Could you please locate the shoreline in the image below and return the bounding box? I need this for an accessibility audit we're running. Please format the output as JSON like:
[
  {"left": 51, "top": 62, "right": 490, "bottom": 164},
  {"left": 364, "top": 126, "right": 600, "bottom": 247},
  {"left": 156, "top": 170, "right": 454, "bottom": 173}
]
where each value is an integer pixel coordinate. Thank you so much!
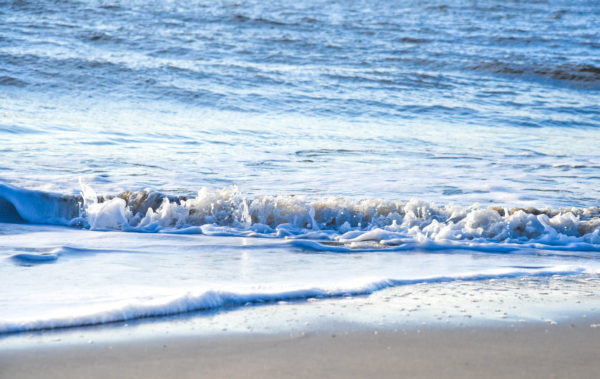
[
  {"left": 3, "top": 274, "right": 600, "bottom": 346},
  {"left": 2, "top": 274, "right": 600, "bottom": 378},
  {"left": 2, "top": 320, "right": 600, "bottom": 378}
]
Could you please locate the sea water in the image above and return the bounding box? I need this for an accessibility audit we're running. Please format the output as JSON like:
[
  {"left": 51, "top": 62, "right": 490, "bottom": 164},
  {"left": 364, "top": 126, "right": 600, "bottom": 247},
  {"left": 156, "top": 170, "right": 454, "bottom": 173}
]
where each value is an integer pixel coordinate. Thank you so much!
[{"left": 1, "top": 0, "right": 599, "bottom": 334}]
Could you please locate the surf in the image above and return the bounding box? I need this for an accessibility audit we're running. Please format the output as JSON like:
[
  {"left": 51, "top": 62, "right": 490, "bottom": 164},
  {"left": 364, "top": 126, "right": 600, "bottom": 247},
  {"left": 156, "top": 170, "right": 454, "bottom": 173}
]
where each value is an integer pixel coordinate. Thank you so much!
[{"left": 1, "top": 182, "right": 598, "bottom": 252}]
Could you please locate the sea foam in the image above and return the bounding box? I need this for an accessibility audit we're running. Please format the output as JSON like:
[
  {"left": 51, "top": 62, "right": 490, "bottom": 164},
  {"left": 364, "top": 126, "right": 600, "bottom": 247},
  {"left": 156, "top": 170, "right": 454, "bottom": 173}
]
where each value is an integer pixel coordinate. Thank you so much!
[
  {"left": 1, "top": 182, "right": 599, "bottom": 251},
  {"left": 0, "top": 266, "right": 585, "bottom": 334}
]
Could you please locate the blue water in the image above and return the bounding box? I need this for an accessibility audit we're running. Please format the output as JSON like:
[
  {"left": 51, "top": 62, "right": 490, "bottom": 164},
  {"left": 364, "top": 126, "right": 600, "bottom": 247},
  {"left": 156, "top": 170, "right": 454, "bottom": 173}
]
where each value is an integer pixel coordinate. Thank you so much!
[{"left": 1, "top": 0, "right": 599, "bottom": 334}]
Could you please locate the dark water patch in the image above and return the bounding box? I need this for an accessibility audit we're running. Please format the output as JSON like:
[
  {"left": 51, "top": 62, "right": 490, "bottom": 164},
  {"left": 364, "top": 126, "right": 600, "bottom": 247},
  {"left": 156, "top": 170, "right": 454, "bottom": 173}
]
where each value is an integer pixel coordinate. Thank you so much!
[
  {"left": 0, "top": 76, "right": 27, "bottom": 87},
  {"left": 0, "top": 53, "right": 140, "bottom": 94},
  {"left": 554, "top": 164, "right": 600, "bottom": 170},
  {"left": 0, "top": 197, "right": 26, "bottom": 223},
  {"left": 9, "top": 252, "right": 58, "bottom": 265},
  {"left": 490, "top": 35, "right": 555, "bottom": 45},
  {"left": 550, "top": 105, "right": 600, "bottom": 117},
  {"left": 5, "top": 0, "right": 51, "bottom": 13},
  {"left": 245, "top": 160, "right": 289, "bottom": 168},
  {"left": 233, "top": 13, "right": 296, "bottom": 27},
  {"left": 0, "top": 124, "right": 44, "bottom": 134},
  {"left": 149, "top": 83, "right": 227, "bottom": 105},
  {"left": 425, "top": 4, "right": 449, "bottom": 12},
  {"left": 398, "top": 37, "right": 431, "bottom": 44},
  {"left": 82, "top": 32, "right": 123, "bottom": 44},
  {"left": 525, "top": 188, "right": 575, "bottom": 194},
  {"left": 429, "top": 155, "right": 484, "bottom": 161},
  {"left": 493, "top": 117, "right": 545, "bottom": 129},
  {"left": 442, "top": 188, "right": 464, "bottom": 196},
  {"left": 507, "top": 149, "right": 552, "bottom": 158},
  {"left": 552, "top": 10, "right": 568, "bottom": 19},
  {"left": 99, "top": 3, "right": 121, "bottom": 10},
  {"left": 323, "top": 71, "right": 454, "bottom": 90},
  {"left": 535, "top": 118, "right": 600, "bottom": 129},
  {"left": 400, "top": 104, "right": 478, "bottom": 118},
  {"left": 472, "top": 61, "right": 600, "bottom": 88},
  {"left": 295, "top": 149, "right": 362, "bottom": 158}
]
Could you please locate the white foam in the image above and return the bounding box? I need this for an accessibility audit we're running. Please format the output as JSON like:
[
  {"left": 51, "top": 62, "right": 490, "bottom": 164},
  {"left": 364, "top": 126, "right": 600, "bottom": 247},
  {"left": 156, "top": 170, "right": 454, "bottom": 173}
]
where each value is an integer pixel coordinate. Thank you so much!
[
  {"left": 1, "top": 183, "right": 599, "bottom": 251},
  {"left": 0, "top": 266, "right": 584, "bottom": 334}
]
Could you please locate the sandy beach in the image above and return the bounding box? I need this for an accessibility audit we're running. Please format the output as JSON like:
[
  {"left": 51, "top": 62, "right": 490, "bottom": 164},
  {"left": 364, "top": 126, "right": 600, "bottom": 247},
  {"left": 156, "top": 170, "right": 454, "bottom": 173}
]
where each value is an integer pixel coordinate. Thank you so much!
[
  {"left": 2, "top": 321, "right": 600, "bottom": 379},
  {"left": 2, "top": 1, "right": 599, "bottom": 378},
  {"left": 3, "top": 275, "right": 600, "bottom": 378}
]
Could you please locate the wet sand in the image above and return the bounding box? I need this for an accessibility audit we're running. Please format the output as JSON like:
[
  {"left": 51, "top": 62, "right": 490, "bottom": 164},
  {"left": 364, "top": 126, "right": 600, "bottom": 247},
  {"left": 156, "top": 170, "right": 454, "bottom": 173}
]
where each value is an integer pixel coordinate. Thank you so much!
[{"left": 2, "top": 321, "right": 599, "bottom": 379}]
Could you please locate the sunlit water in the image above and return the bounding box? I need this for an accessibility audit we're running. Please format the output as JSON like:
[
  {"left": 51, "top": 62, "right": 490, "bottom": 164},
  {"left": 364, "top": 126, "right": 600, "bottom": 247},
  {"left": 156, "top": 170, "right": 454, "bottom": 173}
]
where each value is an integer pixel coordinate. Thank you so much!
[{"left": 1, "top": 0, "right": 599, "bottom": 334}]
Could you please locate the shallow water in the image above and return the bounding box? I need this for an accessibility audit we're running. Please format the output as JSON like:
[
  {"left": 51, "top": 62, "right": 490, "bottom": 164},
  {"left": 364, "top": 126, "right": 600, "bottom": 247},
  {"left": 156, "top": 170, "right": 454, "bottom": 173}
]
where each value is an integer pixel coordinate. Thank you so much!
[
  {"left": 1, "top": 222, "right": 599, "bottom": 334},
  {"left": 1, "top": 0, "right": 599, "bottom": 333},
  {"left": 1, "top": 0, "right": 599, "bottom": 205}
]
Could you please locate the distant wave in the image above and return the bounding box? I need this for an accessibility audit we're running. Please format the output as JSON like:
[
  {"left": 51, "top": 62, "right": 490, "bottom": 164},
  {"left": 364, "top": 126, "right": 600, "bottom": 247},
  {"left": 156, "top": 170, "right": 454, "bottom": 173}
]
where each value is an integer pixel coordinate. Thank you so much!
[
  {"left": 1, "top": 182, "right": 599, "bottom": 250},
  {"left": 7, "top": 246, "right": 133, "bottom": 266},
  {"left": 0, "top": 75, "right": 27, "bottom": 88},
  {"left": 0, "top": 266, "right": 585, "bottom": 334},
  {"left": 472, "top": 61, "right": 600, "bottom": 88}
]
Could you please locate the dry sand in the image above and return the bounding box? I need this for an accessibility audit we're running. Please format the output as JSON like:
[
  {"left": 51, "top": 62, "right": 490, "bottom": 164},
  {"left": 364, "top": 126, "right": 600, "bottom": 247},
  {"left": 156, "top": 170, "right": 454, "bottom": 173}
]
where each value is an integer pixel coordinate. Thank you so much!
[{"left": 2, "top": 322, "right": 600, "bottom": 379}]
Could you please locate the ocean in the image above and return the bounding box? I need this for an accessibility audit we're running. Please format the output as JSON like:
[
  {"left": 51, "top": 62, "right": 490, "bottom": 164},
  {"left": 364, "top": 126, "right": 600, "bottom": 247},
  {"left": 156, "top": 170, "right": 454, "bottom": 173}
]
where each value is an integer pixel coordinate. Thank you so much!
[{"left": 1, "top": 0, "right": 599, "bottom": 335}]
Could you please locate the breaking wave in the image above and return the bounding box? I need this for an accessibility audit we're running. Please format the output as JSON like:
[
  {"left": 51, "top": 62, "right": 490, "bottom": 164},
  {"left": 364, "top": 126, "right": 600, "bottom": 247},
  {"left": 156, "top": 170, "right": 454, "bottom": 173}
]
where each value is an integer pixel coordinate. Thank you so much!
[{"left": 1, "top": 182, "right": 599, "bottom": 249}]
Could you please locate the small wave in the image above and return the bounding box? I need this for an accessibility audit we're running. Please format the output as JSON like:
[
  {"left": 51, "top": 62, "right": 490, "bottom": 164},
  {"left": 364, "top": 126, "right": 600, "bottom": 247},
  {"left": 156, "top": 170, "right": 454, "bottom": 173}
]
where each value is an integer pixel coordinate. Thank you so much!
[
  {"left": 232, "top": 13, "right": 290, "bottom": 27},
  {"left": 398, "top": 37, "right": 430, "bottom": 44},
  {"left": 9, "top": 252, "right": 59, "bottom": 265},
  {"left": 0, "top": 183, "right": 79, "bottom": 225},
  {"left": 0, "top": 76, "right": 27, "bottom": 88},
  {"left": 1, "top": 182, "right": 599, "bottom": 250},
  {"left": 0, "top": 125, "right": 45, "bottom": 135},
  {"left": 6, "top": 246, "right": 132, "bottom": 266},
  {"left": 0, "top": 267, "right": 584, "bottom": 334},
  {"left": 472, "top": 61, "right": 600, "bottom": 88},
  {"left": 84, "top": 32, "right": 122, "bottom": 43}
]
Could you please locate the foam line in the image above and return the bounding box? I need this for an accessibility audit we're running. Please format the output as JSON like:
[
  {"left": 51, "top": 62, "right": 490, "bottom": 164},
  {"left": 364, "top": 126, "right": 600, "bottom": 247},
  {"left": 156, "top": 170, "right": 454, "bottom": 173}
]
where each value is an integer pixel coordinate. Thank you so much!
[
  {"left": 1, "top": 183, "right": 599, "bottom": 251},
  {"left": 0, "top": 266, "right": 585, "bottom": 334}
]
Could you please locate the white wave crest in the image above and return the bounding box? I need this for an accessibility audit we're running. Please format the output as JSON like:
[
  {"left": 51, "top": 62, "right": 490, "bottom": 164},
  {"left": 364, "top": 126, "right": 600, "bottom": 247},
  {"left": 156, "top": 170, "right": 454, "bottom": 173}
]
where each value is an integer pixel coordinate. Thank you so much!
[{"left": 1, "top": 182, "right": 599, "bottom": 249}]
